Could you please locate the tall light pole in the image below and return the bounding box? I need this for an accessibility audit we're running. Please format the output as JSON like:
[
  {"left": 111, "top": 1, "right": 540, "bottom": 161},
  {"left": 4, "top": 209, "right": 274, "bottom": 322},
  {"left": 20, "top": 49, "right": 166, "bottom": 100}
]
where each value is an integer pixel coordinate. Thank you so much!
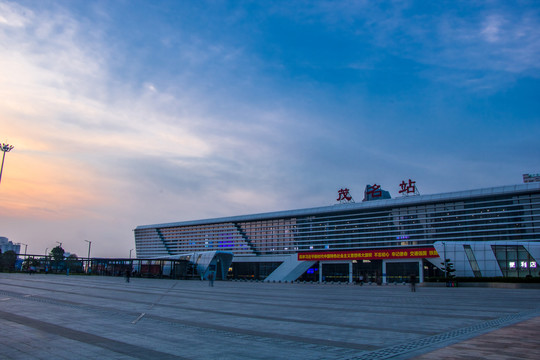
[
  {"left": 56, "top": 241, "right": 63, "bottom": 248},
  {"left": 85, "top": 240, "right": 92, "bottom": 274},
  {"left": 129, "top": 248, "right": 134, "bottom": 259},
  {"left": 18, "top": 243, "right": 28, "bottom": 257},
  {"left": 85, "top": 240, "right": 92, "bottom": 259},
  {"left": 0, "top": 143, "right": 14, "bottom": 184}
]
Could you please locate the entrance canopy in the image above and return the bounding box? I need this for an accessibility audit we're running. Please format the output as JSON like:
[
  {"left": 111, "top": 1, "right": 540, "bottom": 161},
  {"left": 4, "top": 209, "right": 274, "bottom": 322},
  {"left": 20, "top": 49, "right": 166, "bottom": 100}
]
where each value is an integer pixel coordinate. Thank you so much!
[{"left": 159, "top": 251, "right": 234, "bottom": 280}]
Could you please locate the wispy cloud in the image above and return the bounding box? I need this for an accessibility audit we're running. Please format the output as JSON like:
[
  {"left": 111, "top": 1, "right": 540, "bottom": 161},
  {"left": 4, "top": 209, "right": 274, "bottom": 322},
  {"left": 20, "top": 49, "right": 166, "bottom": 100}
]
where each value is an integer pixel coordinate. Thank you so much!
[
  {"left": 0, "top": 1, "right": 321, "bottom": 218},
  {"left": 0, "top": 0, "right": 537, "bottom": 257},
  {"left": 0, "top": 1, "right": 31, "bottom": 27},
  {"left": 282, "top": 2, "right": 540, "bottom": 89}
]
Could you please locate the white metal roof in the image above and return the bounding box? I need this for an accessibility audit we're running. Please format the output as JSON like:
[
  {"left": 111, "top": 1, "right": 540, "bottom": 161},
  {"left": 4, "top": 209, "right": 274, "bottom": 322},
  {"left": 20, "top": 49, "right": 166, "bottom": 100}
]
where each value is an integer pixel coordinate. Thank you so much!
[{"left": 135, "top": 183, "right": 540, "bottom": 230}]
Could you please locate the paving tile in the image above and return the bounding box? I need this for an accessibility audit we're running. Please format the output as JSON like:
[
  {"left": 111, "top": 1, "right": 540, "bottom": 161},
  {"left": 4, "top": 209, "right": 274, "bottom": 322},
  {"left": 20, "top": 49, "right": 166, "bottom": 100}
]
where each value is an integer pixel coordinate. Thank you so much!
[
  {"left": 0, "top": 273, "right": 539, "bottom": 359},
  {"left": 411, "top": 316, "right": 540, "bottom": 360}
]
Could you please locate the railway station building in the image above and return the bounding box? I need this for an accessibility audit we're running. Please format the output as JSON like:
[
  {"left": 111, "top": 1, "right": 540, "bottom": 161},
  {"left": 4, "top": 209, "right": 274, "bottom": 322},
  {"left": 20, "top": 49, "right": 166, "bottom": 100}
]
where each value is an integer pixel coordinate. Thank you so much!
[{"left": 134, "top": 183, "right": 540, "bottom": 283}]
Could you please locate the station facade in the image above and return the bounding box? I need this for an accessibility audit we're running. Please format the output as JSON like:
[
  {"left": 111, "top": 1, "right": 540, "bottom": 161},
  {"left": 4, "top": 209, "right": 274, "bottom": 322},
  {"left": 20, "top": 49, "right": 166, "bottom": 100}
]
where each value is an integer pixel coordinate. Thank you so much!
[{"left": 134, "top": 183, "right": 540, "bottom": 282}]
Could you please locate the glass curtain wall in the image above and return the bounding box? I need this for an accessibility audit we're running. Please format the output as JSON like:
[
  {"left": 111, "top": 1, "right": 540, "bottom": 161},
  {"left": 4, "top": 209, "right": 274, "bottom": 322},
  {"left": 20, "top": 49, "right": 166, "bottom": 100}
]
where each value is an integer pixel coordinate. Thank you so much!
[{"left": 492, "top": 245, "right": 538, "bottom": 277}]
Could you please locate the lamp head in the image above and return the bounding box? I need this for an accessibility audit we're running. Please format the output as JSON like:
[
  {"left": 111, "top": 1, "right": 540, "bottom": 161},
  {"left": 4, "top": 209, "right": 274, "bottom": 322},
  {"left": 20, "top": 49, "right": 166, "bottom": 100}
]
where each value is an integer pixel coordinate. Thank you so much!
[{"left": 1, "top": 143, "right": 14, "bottom": 152}]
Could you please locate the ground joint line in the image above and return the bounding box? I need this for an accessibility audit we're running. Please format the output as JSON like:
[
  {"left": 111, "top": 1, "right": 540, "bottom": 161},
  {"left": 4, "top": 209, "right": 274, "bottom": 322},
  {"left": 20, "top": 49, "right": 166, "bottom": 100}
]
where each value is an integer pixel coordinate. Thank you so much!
[{"left": 132, "top": 312, "right": 146, "bottom": 324}]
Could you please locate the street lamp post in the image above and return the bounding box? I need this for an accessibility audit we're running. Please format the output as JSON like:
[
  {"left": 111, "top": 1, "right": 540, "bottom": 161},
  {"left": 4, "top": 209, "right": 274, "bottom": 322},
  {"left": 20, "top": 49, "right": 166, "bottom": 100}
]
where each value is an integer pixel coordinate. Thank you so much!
[
  {"left": 129, "top": 249, "right": 134, "bottom": 259},
  {"left": 18, "top": 243, "right": 28, "bottom": 257},
  {"left": 84, "top": 240, "right": 92, "bottom": 274},
  {"left": 85, "top": 240, "right": 92, "bottom": 259},
  {"left": 0, "top": 143, "right": 14, "bottom": 184}
]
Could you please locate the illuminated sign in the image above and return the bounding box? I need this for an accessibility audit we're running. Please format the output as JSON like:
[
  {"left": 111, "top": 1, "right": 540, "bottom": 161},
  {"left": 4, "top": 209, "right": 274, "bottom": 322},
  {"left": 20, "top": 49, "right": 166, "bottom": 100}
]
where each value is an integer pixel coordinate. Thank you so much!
[
  {"left": 298, "top": 247, "right": 439, "bottom": 261},
  {"left": 508, "top": 261, "right": 537, "bottom": 270}
]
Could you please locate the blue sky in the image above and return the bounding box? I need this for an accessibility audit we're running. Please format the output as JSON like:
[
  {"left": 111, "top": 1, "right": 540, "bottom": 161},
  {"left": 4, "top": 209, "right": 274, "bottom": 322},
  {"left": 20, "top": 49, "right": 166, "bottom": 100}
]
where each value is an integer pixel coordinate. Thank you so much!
[{"left": 0, "top": 0, "right": 539, "bottom": 257}]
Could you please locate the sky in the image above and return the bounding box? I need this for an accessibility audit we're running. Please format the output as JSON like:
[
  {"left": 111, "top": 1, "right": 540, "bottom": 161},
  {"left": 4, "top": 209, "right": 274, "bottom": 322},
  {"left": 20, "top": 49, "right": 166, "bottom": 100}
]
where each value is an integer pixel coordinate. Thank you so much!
[{"left": 1, "top": 0, "right": 539, "bottom": 258}]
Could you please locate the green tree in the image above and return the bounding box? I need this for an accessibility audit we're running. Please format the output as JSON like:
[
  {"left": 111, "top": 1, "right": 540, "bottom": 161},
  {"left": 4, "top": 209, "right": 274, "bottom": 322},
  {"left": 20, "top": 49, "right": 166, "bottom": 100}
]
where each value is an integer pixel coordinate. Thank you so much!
[
  {"left": 0, "top": 250, "right": 18, "bottom": 272},
  {"left": 441, "top": 259, "right": 456, "bottom": 279},
  {"left": 50, "top": 246, "right": 65, "bottom": 261},
  {"left": 50, "top": 246, "right": 65, "bottom": 272}
]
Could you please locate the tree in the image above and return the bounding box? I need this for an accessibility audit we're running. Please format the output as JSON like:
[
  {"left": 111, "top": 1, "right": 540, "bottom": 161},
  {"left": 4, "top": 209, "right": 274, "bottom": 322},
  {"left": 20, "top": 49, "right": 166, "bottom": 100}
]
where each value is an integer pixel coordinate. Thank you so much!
[
  {"left": 50, "top": 246, "right": 65, "bottom": 262},
  {"left": 50, "top": 246, "right": 65, "bottom": 273},
  {"left": 0, "top": 250, "right": 17, "bottom": 272},
  {"left": 441, "top": 259, "right": 456, "bottom": 279}
]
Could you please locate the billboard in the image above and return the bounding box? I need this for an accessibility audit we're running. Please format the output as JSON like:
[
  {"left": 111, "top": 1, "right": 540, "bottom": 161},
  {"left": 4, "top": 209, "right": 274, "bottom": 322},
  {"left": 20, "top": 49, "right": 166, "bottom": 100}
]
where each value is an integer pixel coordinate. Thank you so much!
[{"left": 298, "top": 247, "right": 439, "bottom": 261}]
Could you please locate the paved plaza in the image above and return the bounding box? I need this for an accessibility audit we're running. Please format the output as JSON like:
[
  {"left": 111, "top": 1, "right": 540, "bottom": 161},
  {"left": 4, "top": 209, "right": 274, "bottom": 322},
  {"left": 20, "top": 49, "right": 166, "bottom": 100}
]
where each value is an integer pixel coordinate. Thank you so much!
[{"left": 0, "top": 273, "right": 539, "bottom": 359}]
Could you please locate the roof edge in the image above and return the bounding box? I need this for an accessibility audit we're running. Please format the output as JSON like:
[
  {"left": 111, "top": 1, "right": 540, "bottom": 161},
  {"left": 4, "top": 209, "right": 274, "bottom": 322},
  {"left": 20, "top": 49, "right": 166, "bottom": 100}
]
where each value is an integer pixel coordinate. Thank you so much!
[{"left": 134, "top": 183, "right": 540, "bottom": 230}]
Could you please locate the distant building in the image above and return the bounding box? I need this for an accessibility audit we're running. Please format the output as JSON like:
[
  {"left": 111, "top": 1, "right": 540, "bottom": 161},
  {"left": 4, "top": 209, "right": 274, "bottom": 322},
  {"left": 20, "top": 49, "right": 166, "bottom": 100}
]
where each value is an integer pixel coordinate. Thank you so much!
[
  {"left": 363, "top": 184, "right": 392, "bottom": 201},
  {"left": 523, "top": 173, "right": 540, "bottom": 183},
  {"left": 135, "top": 183, "right": 540, "bottom": 282},
  {"left": 0, "top": 237, "right": 20, "bottom": 254}
]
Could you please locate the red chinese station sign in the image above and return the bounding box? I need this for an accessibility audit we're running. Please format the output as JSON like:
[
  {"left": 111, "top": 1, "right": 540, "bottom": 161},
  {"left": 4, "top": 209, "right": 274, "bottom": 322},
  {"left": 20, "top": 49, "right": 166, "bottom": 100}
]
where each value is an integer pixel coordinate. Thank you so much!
[{"left": 298, "top": 247, "right": 439, "bottom": 261}]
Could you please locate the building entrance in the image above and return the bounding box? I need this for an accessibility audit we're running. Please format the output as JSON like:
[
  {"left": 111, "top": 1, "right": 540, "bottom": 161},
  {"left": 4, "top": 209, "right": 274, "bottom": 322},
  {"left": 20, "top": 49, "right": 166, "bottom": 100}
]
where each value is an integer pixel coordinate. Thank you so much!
[
  {"left": 321, "top": 263, "right": 349, "bottom": 282},
  {"left": 385, "top": 262, "right": 419, "bottom": 283},
  {"left": 305, "top": 258, "right": 433, "bottom": 283},
  {"left": 353, "top": 260, "right": 382, "bottom": 284}
]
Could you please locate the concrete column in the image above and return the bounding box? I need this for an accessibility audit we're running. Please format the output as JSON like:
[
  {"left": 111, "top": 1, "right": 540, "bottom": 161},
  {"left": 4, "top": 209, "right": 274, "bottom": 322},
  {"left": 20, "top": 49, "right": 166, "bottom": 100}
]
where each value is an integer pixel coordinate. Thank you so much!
[
  {"left": 382, "top": 260, "right": 387, "bottom": 283},
  {"left": 419, "top": 259, "right": 424, "bottom": 283},
  {"left": 349, "top": 262, "right": 353, "bottom": 283},
  {"left": 319, "top": 261, "right": 323, "bottom": 282}
]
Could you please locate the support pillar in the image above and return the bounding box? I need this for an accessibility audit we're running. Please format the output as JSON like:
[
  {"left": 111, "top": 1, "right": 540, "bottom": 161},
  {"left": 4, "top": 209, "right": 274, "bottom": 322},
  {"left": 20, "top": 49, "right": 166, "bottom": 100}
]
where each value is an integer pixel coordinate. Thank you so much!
[
  {"left": 382, "top": 260, "right": 387, "bottom": 283},
  {"left": 419, "top": 259, "right": 424, "bottom": 283},
  {"left": 319, "top": 261, "right": 323, "bottom": 282},
  {"left": 349, "top": 262, "right": 353, "bottom": 283}
]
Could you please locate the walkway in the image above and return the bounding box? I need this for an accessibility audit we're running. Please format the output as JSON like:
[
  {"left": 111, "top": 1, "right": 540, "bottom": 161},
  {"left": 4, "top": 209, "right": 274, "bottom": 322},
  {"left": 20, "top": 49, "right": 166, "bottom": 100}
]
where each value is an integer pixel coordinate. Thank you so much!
[{"left": 0, "top": 274, "right": 539, "bottom": 359}]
